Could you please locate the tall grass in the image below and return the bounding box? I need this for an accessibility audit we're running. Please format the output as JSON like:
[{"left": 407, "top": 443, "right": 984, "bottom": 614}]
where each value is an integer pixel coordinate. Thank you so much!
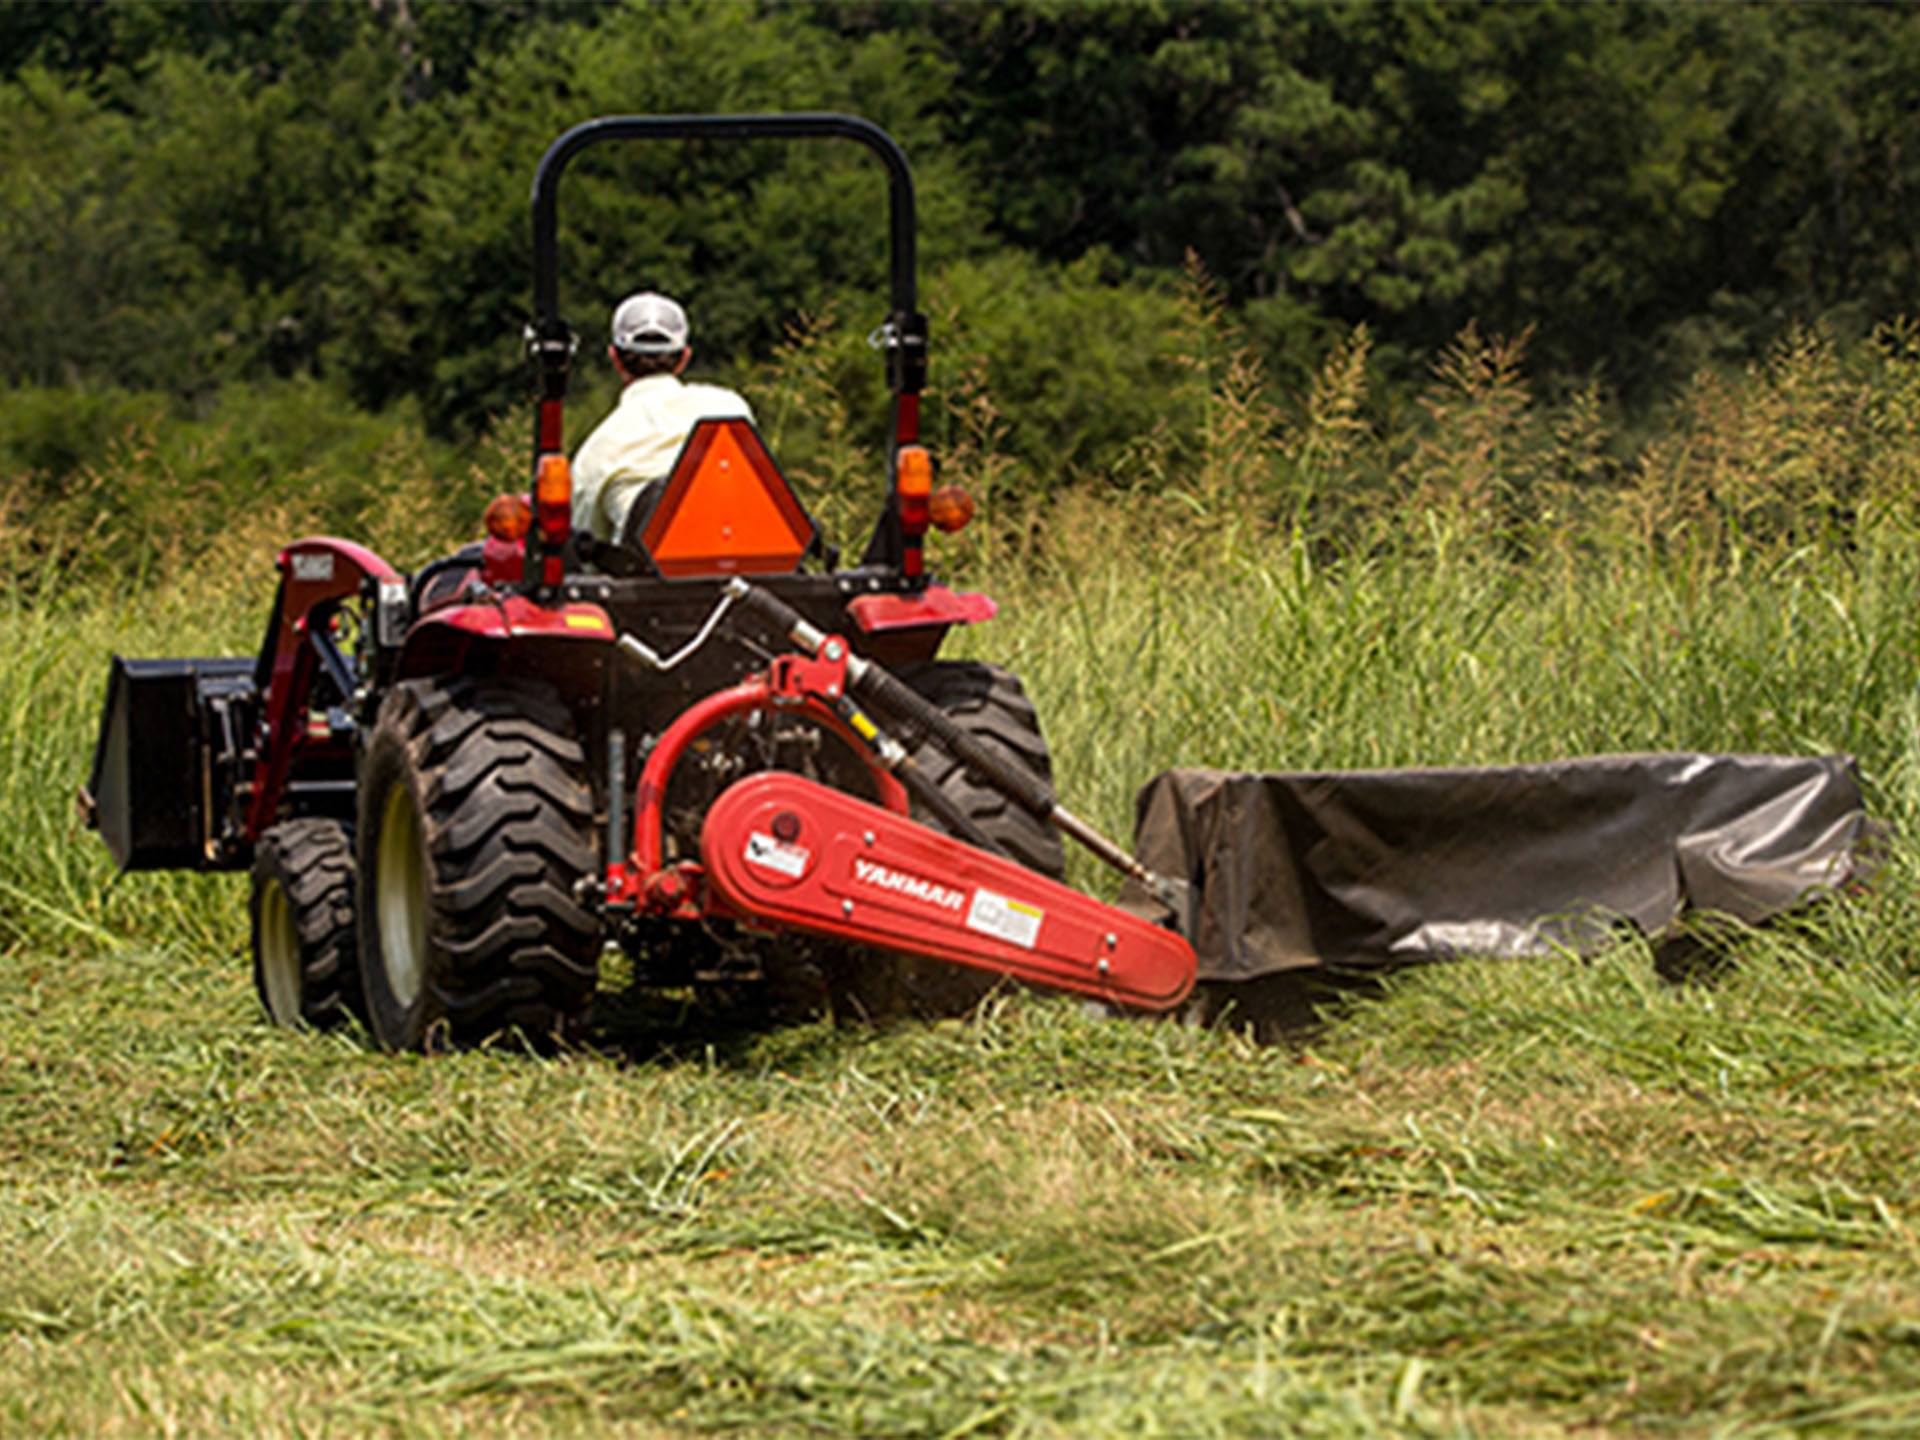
[
  {"left": 7, "top": 297, "right": 1920, "bottom": 1433},
  {"left": 930, "top": 303, "right": 1920, "bottom": 884},
  {"left": 0, "top": 436, "right": 500, "bottom": 962}
]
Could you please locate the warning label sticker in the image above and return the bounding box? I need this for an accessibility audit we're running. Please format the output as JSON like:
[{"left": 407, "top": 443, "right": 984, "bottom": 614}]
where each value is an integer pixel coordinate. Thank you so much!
[
  {"left": 744, "top": 832, "right": 809, "bottom": 879},
  {"left": 966, "top": 887, "right": 1043, "bottom": 950}
]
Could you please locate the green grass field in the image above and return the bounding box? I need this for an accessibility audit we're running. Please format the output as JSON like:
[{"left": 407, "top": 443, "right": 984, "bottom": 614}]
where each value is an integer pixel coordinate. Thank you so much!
[{"left": 7, "top": 325, "right": 1920, "bottom": 1434}]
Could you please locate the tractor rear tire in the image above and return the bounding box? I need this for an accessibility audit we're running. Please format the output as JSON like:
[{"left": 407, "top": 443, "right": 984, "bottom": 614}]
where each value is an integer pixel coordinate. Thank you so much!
[
  {"left": 894, "top": 660, "right": 1067, "bottom": 879},
  {"left": 250, "top": 817, "right": 359, "bottom": 1029},
  {"left": 355, "top": 677, "right": 601, "bottom": 1052},
  {"left": 828, "top": 660, "right": 1066, "bottom": 1020}
]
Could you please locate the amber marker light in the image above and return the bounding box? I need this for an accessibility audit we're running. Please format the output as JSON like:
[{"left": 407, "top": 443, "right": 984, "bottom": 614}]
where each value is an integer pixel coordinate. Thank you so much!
[
  {"left": 535, "top": 452, "right": 572, "bottom": 508},
  {"left": 484, "top": 493, "right": 533, "bottom": 542},
  {"left": 895, "top": 445, "right": 932, "bottom": 536},
  {"left": 928, "top": 484, "right": 975, "bottom": 533},
  {"left": 534, "top": 453, "right": 573, "bottom": 543}
]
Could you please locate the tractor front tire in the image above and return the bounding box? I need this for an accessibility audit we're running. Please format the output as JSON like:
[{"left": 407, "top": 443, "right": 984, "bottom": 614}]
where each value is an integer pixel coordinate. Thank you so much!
[
  {"left": 829, "top": 660, "right": 1066, "bottom": 1019},
  {"left": 250, "top": 817, "right": 359, "bottom": 1028},
  {"left": 355, "top": 677, "right": 601, "bottom": 1052}
]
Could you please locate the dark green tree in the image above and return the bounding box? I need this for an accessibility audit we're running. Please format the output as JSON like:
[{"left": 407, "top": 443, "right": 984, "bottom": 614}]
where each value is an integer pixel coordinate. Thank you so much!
[
  {"left": 820, "top": 0, "right": 1920, "bottom": 399},
  {"left": 327, "top": 2, "right": 987, "bottom": 437}
]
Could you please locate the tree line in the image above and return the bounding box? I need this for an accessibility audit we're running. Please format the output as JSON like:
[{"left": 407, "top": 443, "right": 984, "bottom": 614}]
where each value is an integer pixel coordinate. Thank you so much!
[{"left": 4, "top": 0, "right": 1916, "bottom": 485}]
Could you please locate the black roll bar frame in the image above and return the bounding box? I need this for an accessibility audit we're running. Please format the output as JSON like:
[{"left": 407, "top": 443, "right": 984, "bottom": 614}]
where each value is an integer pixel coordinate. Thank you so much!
[
  {"left": 522, "top": 112, "right": 928, "bottom": 579},
  {"left": 530, "top": 112, "right": 917, "bottom": 329}
]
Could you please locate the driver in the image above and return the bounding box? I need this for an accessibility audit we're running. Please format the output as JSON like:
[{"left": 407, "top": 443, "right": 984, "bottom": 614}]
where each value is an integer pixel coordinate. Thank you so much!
[{"left": 571, "top": 291, "right": 753, "bottom": 544}]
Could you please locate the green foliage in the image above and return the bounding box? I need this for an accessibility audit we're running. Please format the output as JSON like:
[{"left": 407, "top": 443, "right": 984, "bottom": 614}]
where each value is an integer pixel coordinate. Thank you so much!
[
  {"left": 0, "top": 0, "right": 606, "bottom": 97},
  {"left": 1, "top": 0, "right": 373, "bottom": 83},
  {"left": 0, "top": 384, "right": 161, "bottom": 488},
  {"left": 730, "top": 249, "right": 1204, "bottom": 559},
  {"left": 932, "top": 250, "right": 1205, "bottom": 483},
  {"left": 825, "top": 0, "right": 1920, "bottom": 402},
  {"left": 0, "top": 70, "right": 208, "bottom": 391},
  {"left": 329, "top": 1, "right": 984, "bottom": 436},
  {"left": 1701, "top": 6, "right": 1920, "bottom": 351},
  {"left": 0, "top": 51, "right": 395, "bottom": 392},
  {"left": 7, "top": 0, "right": 1919, "bottom": 454},
  {"left": 0, "top": 378, "right": 481, "bottom": 596}
]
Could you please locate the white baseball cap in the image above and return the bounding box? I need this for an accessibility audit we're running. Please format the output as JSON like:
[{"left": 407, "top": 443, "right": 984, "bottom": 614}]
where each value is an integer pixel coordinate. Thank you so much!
[{"left": 610, "top": 291, "right": 689, "bottom": 354}]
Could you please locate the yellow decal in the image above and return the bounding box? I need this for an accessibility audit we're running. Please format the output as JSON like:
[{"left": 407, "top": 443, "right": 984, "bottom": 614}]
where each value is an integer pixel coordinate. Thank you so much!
[
  {"left": 564, "top": 613, "right": 606, "bottom": 631},
  {"left": 966, "top": 887, "right": 1043, "bottom": 949}
]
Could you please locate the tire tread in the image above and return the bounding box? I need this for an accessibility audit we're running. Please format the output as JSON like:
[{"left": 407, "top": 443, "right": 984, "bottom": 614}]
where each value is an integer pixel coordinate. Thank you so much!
[
  {"left": 251, "top": 817, "right": 360, "bottom": 1027},
  {"left": 357, "top": 677, "right": 599, "bottom": 1049}
]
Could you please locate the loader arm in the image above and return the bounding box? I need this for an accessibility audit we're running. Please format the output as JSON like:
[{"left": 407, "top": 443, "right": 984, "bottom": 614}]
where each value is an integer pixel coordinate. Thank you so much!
[{"left": 244, "top": 538, "right": 404, "bottom": 842}]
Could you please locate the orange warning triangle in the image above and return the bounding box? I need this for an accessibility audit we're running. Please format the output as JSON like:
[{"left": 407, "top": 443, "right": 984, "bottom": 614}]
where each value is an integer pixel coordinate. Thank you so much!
[{"left": 639, "top": 419, "right": 816, "bottom": 577}]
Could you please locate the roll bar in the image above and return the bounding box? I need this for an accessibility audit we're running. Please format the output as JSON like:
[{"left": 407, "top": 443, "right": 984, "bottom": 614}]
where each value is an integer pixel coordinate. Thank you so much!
[
  {"left": 530, "top": 112, "right": 917, "bottom": 324},
  {"left": 522, "top": 113, "right": 928, "bottom": 583}
]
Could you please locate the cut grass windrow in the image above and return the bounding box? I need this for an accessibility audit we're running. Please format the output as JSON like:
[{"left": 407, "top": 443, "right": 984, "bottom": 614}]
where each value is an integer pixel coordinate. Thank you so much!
[{"left": 8, "top": 423, "right": 1920, "bottom": 1431}]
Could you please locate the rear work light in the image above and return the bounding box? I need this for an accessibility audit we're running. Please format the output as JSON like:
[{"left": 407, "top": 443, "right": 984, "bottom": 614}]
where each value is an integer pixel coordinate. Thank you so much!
[
  {"left": 484, "top": 493, "right": 533, "bottom": 542},
  {"left": 929, "top": 484, "right": 974, "bottom": 533}
]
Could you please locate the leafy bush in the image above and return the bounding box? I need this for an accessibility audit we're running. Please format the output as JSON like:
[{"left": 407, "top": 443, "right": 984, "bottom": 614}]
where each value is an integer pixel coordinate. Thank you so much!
[{"left": 0, "top": 378, "right": 480, "bottom": 596}]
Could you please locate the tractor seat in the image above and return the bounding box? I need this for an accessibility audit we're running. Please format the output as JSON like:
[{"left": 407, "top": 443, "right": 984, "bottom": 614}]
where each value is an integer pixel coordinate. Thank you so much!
[{"left": 414, "top": 542, "right": 486, "bottom": 612}]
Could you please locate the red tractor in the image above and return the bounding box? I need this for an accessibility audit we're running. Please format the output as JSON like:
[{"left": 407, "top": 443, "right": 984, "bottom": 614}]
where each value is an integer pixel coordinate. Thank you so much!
[{"left": 82, "top": 114, "right": 1195, "bottom": 1051}]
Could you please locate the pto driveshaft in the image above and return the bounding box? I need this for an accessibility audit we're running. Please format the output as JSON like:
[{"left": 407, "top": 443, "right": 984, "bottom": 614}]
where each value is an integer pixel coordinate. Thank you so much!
[{"left": 722, "top": 578, "right": 1190, "bottom": 916}]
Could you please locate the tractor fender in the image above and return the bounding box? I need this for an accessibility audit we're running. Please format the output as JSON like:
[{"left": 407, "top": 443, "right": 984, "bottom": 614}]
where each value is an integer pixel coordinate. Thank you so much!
[
  {"left": 846, "top": 585, "right": 996, "bottom": 666},
  {"left": 847, "top": 584, "right": 996, "bottom": 634},
  {"left": 394, "top": 594, "right": 618, "bottom": 690}
]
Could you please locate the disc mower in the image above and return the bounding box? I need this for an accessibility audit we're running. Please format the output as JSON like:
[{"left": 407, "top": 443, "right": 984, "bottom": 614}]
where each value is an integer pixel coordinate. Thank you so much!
[{"left": 80, "top": 113, "right": 1197, "bottom": 1049}]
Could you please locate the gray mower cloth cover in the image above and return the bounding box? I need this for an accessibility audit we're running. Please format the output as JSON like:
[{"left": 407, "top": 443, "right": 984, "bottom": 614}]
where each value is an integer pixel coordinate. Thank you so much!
[{"left": 1129, "top": 754, "right": 1871, "bottom": 979}]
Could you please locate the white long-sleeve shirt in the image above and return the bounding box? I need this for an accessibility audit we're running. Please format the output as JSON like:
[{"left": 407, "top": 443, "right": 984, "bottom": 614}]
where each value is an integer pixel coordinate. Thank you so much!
[{"left": 571, "top": 373, "right": 753, "bottom": 541}]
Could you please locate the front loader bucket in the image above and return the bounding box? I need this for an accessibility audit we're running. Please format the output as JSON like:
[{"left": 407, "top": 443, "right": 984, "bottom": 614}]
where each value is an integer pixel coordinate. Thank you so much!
[
  {"left": 1129, "top": 752, "right": 1874, "bottom": 980},
  {"left": 83, "top": 656, "right": 256, "bottom": 872}
]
